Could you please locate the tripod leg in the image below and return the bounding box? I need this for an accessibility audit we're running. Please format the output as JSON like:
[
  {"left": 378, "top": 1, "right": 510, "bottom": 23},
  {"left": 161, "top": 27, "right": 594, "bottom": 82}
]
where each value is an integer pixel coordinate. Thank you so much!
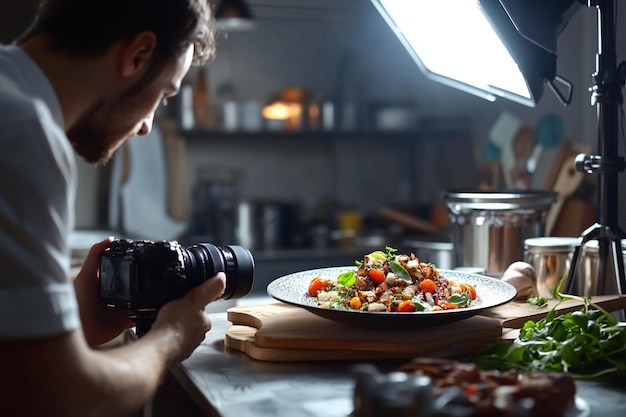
[
  {"left": 609, "top": 240, "right": 626, "bottom": 321},
  {"left": 565, "top": 243, "right": 583, "bottom": 295},
  {"left": 612, "top": 240, "right": 626, "bottom": 294}
]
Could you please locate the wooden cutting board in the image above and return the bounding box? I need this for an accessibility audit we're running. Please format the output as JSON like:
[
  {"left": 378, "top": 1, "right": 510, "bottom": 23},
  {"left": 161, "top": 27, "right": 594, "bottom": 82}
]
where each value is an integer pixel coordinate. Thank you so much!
[
  {"left": 225, "top": 295, "right": 626, "bottom": 362},
  {"left": 480, "top": 294, "right": 626, "bottom": 327}
]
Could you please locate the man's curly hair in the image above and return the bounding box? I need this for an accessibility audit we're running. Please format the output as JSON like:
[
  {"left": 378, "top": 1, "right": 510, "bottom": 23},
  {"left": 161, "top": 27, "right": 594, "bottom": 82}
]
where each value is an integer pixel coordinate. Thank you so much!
[{"left": 18, "top": 0, "right": 216, "bottom": 66}]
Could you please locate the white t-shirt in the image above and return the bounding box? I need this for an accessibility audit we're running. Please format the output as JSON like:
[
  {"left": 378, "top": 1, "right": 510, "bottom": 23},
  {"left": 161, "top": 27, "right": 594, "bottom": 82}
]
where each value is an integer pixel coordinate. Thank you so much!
[{"left": 0, "top": 44, "right": 79, "bottom": 339}]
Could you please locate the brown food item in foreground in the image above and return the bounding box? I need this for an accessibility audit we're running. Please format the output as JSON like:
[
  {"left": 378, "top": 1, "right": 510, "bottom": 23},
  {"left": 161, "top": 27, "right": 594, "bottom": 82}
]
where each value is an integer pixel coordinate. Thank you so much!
[{"left": 399, "top": 358, "right": 576, "bottom": 417}]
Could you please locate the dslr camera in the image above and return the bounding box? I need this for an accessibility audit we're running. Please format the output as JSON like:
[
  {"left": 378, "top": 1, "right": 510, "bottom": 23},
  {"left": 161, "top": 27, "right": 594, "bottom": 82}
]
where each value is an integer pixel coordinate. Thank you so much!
[{"left": 99, "top": 239, "right": 254, "bottom": 334}]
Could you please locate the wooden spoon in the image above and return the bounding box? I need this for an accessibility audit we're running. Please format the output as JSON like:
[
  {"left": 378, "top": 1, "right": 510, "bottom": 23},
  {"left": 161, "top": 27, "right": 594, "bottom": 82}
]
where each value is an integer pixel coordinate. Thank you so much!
[
  {"left": 545, "top": 155, "right": 584, "bottom": 236},
  {"left": 379, "top": 206, "right": 440, "bottom": 235}
]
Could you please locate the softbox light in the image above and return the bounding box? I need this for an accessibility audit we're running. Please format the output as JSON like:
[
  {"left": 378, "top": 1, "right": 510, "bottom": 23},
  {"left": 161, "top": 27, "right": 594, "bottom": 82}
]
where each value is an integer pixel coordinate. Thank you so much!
[{"left": 370, "top": 0, "right": 581, "bottom": 107}]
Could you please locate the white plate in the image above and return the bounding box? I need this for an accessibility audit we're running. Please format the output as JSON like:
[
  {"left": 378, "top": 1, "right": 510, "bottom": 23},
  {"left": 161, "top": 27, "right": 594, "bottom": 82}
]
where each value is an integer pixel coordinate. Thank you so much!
[{"left": 267, "top": 266, "right": 517, "bottom": 329}]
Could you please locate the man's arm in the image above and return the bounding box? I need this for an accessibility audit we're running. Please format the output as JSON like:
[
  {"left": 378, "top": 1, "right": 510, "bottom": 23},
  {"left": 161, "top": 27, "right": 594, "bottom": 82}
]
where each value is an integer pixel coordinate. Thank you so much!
[{"left": 0, "top": 271, "right": 225, "bottom": 417}]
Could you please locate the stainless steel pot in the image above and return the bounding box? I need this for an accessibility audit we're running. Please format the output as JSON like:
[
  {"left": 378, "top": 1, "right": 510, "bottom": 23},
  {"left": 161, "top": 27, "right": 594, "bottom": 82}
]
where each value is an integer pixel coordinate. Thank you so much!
[
  {"left": 236, "top": 200, "right": 298, "bottom": 251},
  {"left": 444, "top": 190, "right": 557, "bottom": 276},
  {"left": 404, "top": 240, "right": 454, "bottom": 269}
]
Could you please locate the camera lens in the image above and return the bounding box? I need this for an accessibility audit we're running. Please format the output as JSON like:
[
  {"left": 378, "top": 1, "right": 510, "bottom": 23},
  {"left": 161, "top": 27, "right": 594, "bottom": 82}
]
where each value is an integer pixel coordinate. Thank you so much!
[{"left": 184, "top": 244, "right": 255, "bottom": 299}]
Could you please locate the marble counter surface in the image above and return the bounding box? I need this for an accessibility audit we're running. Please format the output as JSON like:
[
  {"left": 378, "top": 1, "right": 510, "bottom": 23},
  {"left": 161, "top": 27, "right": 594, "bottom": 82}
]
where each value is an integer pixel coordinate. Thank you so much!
[{"left": 171, "top": 311, "right": 626, "bottom": 417}]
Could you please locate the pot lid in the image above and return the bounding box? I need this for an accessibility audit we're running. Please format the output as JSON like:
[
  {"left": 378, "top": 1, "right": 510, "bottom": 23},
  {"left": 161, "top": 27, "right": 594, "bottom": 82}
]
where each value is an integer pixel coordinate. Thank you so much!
[{"left": 443, "top": 189, "right": 557, "bottom": 211}]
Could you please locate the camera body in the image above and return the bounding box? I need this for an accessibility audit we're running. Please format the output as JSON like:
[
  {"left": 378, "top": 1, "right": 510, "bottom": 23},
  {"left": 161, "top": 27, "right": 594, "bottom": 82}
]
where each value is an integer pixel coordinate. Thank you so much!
[
  {"left": 100, "top": 239, "right": 188, "bottom": 312},
  {"left": 99, "top": 238, "right": 254, "bottom": 317}
]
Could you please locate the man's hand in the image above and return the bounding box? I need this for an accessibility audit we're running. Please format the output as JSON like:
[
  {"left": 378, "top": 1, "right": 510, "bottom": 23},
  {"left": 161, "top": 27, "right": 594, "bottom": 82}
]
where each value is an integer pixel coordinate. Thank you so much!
[
  {"left": 74, "top": 237, "right": 135, "bottom": 347},
  {"left": 148, "top": 272, "right": 226, "bottom": 363}
]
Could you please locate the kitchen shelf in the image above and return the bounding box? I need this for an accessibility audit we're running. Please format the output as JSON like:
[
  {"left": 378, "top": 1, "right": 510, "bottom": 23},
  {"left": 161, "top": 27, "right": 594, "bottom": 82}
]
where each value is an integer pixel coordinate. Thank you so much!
[
  {"left": 179, "top": 117, "right": 471, "bottom": 142},
  {"left": 181, "top": 127, "right": 470, "bottom": 143}
]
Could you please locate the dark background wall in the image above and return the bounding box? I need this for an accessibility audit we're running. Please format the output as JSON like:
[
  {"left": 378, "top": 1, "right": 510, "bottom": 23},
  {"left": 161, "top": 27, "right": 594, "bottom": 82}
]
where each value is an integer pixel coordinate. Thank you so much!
[{"left": 0, "top": 0, "right": 38, "bottom": 43}]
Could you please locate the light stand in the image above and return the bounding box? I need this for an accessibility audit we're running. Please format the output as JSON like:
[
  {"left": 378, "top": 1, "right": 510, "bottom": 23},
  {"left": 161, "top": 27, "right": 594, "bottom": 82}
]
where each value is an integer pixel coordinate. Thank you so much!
[{"left": 565, "top": 0, "right": 626, "bottom": 297}]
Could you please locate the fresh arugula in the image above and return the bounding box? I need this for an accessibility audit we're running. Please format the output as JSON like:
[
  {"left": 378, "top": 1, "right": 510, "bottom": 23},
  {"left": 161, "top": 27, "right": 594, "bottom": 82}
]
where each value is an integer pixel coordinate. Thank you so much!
[
  {"left": 527, "top": 295, "right": 548, "bottom": 307},
  {"left": 469, "top": 276, "right": 626, "bottom": 379}
]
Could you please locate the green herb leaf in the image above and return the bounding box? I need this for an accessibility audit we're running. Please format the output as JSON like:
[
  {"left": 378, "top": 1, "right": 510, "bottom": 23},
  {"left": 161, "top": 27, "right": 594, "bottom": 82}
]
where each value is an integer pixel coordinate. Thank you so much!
[
  {"left": 412, "top": 297, "right": 428, "bottom": 311},
  {"left": 385, "top": 246, "right": 398, "bottom": 259},
  {"left": 449, "top": 294, "right": 471, "bottom": 307},
  {"left": 527, "top": 296, "right": 548, "bottom": 307},
  {"left": 468, "top": 281, "right": 626, "bottom": 379},
  {"left": 337, "top": 270, "right": 356, "bottom": 288},
  {"left": 366, "top": 251, "right": 387, "bottom": 261},
  {"left": 390, "top": 260, "right": 412, "bottom": 282}
]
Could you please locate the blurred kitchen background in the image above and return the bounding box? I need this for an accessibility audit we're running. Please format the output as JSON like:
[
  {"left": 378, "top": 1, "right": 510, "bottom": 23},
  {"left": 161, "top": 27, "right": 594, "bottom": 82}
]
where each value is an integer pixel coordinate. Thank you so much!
[{"left": 3, "top": 0, "right": 626, "bottom": 294}]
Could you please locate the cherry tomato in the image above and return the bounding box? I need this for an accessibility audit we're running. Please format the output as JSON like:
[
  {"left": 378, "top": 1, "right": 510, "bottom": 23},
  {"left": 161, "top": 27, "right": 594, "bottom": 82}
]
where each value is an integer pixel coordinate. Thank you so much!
[
  {"left": 308, "top": 277, "right": 327, "bottom": 296},
  {"left": 420, "top": 278, "right": 437, "bottom": 294},
  {"left": 396, "top": 300, "right": 416, "bottom": 312},
  {"left": 460, "top": 283, "right": 477, "bottom": 300},
  {"left": 368, "top": 268, "right": 386, "bottom": 284},
  {"left": 349, "top": 296, "right": 362, "bottom": 310},
  {"left": 464, "top": 384, "right": 479, "bottom": 396}
]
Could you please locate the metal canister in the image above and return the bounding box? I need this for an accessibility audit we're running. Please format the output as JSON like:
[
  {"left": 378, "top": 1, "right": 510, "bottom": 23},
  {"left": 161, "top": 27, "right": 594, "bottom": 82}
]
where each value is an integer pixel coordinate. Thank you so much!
[
  {"left": 444, "top": 190, "right": 556, "bottom": 277},
  {"left": 576, "top": 240, "right": 626, "bottom": 296},
  {"left": 524, "top": 237, "right": 580, "bottom": 299}
]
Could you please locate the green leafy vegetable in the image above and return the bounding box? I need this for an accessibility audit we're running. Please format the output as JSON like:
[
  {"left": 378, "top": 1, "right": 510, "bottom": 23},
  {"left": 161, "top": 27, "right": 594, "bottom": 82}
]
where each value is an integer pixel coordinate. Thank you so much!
[
  {"left": 365, "top": 250, "right": 387, "bottom": 261},
  {"left": 412, "top": 298, "right": 428, "bottom": 311},
  {"left": 448, "top": 294, "right": 471, "bottom": 307},
  {"left": 390, "top": 260, "right": 412, "bottom": 283},
  {"left": 385, "top": 246, "right": 398, "bottom": 259},
  {"left": 469, "top": 276, "right": 626, "bottom": 379},
  {"left": 337, "top": 270, "right": 356, "bottom": 288},
  {"left": 527, "top": 295, "right": 548, "bottom": 307}
]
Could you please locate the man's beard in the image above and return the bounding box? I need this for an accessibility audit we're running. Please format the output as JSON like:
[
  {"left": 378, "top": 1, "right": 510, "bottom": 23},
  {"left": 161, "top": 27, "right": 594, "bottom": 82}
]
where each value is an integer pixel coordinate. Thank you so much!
[{"left": 67, "top": 92, "right": 141, "bottom": 165}]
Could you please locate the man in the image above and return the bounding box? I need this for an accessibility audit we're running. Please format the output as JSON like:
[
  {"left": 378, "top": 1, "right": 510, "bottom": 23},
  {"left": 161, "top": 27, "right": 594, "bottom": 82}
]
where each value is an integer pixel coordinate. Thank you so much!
[{"left": 0, "top": 1, "right": 227, "bottom": 416}]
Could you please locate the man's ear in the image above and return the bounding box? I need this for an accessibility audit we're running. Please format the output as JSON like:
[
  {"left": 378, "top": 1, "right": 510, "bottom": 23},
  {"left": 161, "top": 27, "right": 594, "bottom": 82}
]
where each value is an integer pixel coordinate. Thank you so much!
[{"left": 119, "top": 31, "right": 157, "bottom": 78}]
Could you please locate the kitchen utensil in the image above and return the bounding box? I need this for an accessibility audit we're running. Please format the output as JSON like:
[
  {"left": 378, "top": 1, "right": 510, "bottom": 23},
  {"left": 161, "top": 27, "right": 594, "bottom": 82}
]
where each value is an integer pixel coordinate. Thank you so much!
[
  {"left": 511, "top": 125, "right": 535, "bottom": 187},
  {"left": 489, "top": 111, "right": 522, "bottom": 188},
  {"left": 526, "top": 113, "right": 565, "bottom": 174},
  {"left": 551, "top": 198, "right": 595, "bottom": 237},
  {"left": 545, "top": 155, "right": 584, "bottom": 236},
  {"left": 524, "top": 236, "right": 580, "bottom": 299},
  {"left": 481, "top": 142, "right": 502, "bottom": 189},
  {"left": 379, "top": 206, "right": 439, "bottom": 235},
  {"left": 224, "top": 294, "right": 626, "bottom": 362},
  {"left": 529, "top": 145, "right": 562, "bottom": 190},
  {"left": 266, "top": 267, "right": 517, "bottom": 328},
  {"left": 512, "top": 126, "right": 535, "bottom": 166},
  {"left": 538, "top": 140, "right": 574, "bottom": 190},
  {"left": 443, "top": 190, "right": 557, "bottom": 276}
]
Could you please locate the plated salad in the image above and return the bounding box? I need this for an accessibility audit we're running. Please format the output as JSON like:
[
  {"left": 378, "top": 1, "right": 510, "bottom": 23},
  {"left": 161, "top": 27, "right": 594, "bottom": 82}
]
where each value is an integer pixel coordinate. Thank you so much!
[{"left": 307, "top": 247, "right": 477, "bottom": 313}]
